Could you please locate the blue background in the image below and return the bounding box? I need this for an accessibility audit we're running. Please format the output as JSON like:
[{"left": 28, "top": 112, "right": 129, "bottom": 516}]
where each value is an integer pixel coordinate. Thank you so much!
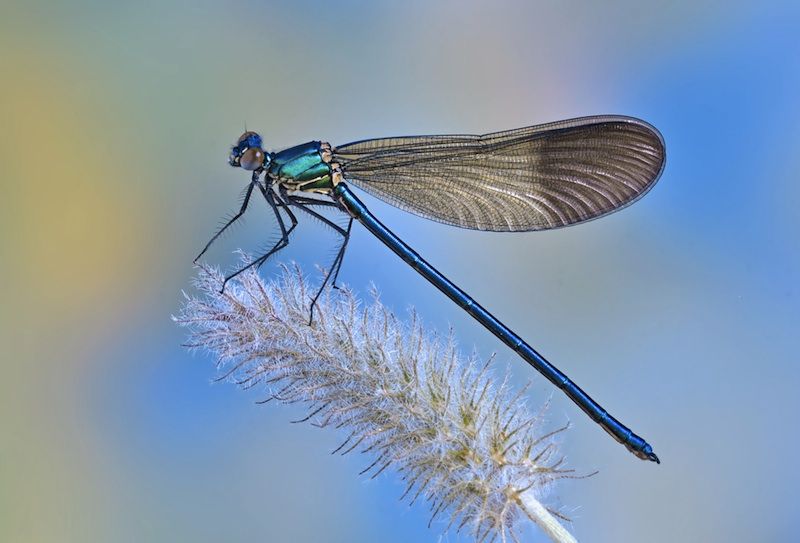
[{"left": 1, "top": 1, "right": 798, "bottom": 541}]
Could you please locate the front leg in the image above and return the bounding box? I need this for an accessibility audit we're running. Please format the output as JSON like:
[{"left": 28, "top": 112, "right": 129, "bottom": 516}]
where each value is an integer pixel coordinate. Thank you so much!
[{"left": 195, "top": 181, "right": 255, "bottom": 264}]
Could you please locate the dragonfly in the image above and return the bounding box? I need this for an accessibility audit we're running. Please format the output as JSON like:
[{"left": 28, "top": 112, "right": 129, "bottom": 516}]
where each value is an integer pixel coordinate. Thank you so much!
[{"left": 195, "top": 115, "right": 665, "bottom": 463}]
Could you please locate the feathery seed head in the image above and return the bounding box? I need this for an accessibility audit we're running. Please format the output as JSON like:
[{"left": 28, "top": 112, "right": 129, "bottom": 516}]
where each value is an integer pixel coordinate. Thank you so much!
[{"left": 175, "top": 262, "right": 579, "bottom": 543}]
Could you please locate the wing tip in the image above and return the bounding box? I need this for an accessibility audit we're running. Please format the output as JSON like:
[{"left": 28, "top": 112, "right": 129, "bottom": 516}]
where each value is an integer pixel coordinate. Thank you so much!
[{"left": 602, "top": 115, "right": 666, "bottom": 180}]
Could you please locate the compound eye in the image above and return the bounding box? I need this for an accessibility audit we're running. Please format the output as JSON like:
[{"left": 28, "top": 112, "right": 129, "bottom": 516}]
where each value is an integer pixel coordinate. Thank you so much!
[
  {"left": 238, "top": 131, "right": 258, "bottom": 144},
  {"left": 240, "top": 147, "right": 265, "bottom": 170}
]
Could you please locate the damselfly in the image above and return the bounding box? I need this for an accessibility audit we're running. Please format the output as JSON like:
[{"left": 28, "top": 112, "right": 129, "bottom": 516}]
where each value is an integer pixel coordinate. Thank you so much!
[{"left": 196, "top": 116, "right": 665, "bottom": 463}]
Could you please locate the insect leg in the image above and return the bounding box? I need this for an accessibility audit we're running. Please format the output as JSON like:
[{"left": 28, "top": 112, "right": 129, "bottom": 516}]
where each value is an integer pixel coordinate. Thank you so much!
[
  {"left": 285, "top": 195, "right": 350, "bottom": 324},
  {"left": 329, "top": 218, "right": 353, "bottom": 289},
  {"left": 219, "top": 186, "right": 298, "bottom": 292},
  {"left": 194, "top": 181, "right": 255, "bottom": 264},
  {"left": 283, "top": 193, "right": 352, "bottom": 287}
]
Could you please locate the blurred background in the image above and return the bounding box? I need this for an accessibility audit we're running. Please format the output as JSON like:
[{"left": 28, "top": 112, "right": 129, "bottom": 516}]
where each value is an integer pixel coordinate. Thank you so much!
[{"left": 1, "top": 1, "right": 798, "bottom": 542}]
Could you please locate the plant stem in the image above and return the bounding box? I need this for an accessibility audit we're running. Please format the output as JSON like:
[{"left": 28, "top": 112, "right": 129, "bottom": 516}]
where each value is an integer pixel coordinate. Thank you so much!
[{"left": 516, "top": 492, "right": 577, "bottom": 543}]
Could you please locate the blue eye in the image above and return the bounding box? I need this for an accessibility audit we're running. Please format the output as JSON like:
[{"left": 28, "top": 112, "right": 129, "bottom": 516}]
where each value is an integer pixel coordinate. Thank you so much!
[
  {"left": 245, "top": 134, "right": 262, "bottom": 149},
  {"left": 237, "top": 131, "right": 262, "bottom": 150}
]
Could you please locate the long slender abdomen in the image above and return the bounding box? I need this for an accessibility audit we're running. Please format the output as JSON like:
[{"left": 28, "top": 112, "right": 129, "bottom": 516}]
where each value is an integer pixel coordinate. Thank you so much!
[{"left": 333, "top": 181, "right": 658, "bottom": 463}]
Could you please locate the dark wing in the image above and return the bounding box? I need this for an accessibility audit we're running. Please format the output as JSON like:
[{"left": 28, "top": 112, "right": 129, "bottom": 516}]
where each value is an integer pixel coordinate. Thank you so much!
[{"left": 333, "top": 116, "right": 665, "bottom": 231}]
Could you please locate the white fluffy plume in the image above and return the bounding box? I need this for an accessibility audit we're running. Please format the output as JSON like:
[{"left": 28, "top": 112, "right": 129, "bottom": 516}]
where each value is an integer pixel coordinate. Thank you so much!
[{"left": 175, "top": 263, "right": 578, "bottom": 543}]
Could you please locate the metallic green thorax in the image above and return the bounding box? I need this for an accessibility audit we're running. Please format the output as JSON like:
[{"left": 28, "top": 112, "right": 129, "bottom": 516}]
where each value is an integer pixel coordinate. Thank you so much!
[{"left": 268, "top": 141, "right": 333, "bottom": 193}]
